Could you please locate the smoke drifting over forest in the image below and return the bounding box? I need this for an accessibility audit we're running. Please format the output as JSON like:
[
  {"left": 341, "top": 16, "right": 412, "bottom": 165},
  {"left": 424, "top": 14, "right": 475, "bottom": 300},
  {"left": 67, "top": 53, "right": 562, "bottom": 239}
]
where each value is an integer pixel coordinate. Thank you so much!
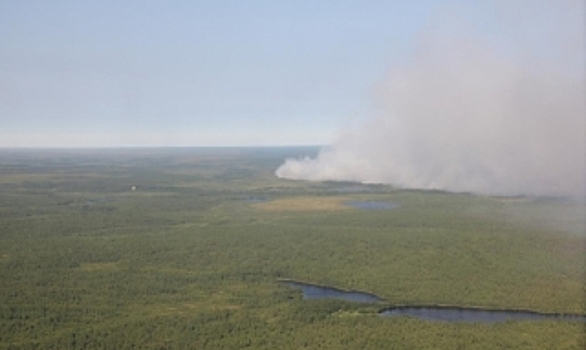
[{"left": 277, "top": 3, "right": 585, "bottom": 197}]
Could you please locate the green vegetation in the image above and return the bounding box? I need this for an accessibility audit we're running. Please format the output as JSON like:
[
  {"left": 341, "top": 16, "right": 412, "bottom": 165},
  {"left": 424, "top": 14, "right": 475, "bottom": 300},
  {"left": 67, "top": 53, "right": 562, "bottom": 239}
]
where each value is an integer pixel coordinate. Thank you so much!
[{"left": 1, "top": 148, "right": 584, "bottom": 349}]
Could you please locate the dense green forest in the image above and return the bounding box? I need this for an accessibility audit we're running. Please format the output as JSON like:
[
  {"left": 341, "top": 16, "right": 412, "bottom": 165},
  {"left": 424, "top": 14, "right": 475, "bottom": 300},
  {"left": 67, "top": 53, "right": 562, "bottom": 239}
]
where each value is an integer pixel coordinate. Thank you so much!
[{"left": 1, "top": 148, "right": 584, "bottom": 349}]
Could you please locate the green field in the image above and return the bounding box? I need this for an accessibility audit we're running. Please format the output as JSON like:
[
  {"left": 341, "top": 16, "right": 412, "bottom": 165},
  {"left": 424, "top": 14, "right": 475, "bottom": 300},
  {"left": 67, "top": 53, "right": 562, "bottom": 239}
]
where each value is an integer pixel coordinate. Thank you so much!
[{"left": 1, "top": 148, "right": 584, "bottom": 349}]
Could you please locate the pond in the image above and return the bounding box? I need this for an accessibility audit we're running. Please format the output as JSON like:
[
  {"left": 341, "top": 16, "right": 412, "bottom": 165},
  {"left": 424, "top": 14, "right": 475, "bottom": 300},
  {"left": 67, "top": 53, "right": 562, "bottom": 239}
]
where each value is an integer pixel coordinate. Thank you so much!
[
  {"left": 243, "top": 197, "right": 270, "bottom": 203},
  {"left": 280, "top": 281, "right": 384, "bottom": 303},
  {"left": 345, "top": 201, "right": 400, "bottom": 210},
  {"left": 281, "top": 281, "right": 586, "bottom": 323},
  {"left": 380, "top": 306, "right": 586, "bottom": 323}
]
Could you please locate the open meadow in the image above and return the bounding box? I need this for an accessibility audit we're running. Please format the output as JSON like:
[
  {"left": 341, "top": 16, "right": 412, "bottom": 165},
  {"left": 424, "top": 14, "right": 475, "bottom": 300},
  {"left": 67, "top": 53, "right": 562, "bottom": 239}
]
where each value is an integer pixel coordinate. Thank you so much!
[{"left": 0, "top": 148, "right": 584, "bottom": 349}]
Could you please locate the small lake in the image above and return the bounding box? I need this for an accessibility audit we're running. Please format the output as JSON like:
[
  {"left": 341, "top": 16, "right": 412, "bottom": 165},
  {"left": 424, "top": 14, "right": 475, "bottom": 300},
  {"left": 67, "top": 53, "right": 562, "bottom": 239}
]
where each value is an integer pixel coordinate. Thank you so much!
[
  {"left": 243, "top": 197, "right": 270, "bottom": 203},
  {"left": 380, "top": 307, "right": 586, "bottom": 323},
  {"left": 345, "top": 201, "right": 400, "bottom": 210},
  {"left": 281, "top": 281, "right": 586, "bottom": 323},
  {"left": 281, "top": 281, "right": 384, "bottom": 303}
]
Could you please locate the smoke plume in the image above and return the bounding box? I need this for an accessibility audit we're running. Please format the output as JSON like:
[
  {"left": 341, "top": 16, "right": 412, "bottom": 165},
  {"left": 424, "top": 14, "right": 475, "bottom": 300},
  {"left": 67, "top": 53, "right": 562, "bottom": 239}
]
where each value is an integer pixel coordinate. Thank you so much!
[{"left": 276, "top": 5, "right": 585, "bottom": 197}]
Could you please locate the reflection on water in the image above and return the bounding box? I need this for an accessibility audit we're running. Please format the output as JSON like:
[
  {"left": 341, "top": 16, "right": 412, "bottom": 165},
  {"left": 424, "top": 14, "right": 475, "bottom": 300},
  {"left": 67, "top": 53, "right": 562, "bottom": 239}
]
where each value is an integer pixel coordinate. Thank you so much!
[
  {"left": 281, "top": 280, "right": 586, "bottom": 323},
  {"left": 281, "top": 281, "right": 384, "bottom": 303},
  {"left": 380, "top": 306, "right": 586, "bottom": 323}
]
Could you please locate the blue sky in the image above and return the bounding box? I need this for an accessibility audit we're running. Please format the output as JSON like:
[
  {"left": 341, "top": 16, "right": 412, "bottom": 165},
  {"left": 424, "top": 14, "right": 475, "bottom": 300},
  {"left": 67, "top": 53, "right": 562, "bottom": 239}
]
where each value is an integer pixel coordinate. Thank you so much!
[{"left": 0, "top": 1, "right": 582, "bottom": 147}]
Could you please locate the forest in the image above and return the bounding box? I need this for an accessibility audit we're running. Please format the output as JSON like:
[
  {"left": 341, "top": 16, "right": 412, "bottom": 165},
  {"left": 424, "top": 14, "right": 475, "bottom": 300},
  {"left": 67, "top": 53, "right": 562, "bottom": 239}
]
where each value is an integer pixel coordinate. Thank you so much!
[{"left": 0, "top": 147, "right": 584, "bottom": 349}]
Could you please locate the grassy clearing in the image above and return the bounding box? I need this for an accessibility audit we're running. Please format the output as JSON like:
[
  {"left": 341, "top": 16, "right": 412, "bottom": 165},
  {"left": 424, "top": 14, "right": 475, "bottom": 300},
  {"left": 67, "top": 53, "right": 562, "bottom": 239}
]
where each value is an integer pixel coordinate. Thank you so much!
[{"left": 253, "top": 196, "right": 351, "bottom": 212}]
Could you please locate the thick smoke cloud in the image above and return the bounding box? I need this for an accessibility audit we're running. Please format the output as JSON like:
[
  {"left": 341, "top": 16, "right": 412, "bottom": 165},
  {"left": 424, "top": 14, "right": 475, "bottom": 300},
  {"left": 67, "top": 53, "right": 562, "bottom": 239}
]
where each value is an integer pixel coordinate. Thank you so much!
[{"left": 276, "top": 4, "right": 585, "bottom": 197}]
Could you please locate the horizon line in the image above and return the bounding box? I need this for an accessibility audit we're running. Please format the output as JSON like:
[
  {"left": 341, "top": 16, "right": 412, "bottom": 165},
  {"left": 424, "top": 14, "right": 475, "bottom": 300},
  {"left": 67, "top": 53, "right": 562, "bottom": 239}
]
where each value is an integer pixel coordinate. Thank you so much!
[{"left": 0, "top": 144, "right": 325, "bottom": 150}]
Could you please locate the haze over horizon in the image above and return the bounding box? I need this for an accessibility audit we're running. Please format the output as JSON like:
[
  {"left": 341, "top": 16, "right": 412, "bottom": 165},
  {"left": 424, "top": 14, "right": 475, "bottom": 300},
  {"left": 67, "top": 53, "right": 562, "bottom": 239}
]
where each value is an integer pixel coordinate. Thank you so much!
[
  {"left": 274, "top": 1, "right": 584, "bottom": 197},
  {"left": 2, "top": 1, "right": 584, "bottom": 196}
]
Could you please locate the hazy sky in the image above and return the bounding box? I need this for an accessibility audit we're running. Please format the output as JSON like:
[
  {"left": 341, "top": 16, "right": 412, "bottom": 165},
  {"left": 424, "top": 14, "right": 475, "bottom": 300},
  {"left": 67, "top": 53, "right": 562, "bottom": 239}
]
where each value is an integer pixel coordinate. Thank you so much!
[{"left": 0, "top": 1, "right": 582, "bottom": 147}]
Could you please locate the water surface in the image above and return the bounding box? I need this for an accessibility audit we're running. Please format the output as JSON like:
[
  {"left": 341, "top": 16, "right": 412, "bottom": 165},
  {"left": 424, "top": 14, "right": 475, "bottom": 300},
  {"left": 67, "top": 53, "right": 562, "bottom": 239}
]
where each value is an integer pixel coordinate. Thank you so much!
[
  {"left": 281, "top": 281, "right": 384, "bottom": 303},
  {"left": 243, "top": 197, "right": 270, "bottom": 203},
  {"left": 380, "top": 306, "right": 586, "bottom": 323},
  {"left": 281, "top": 281, "right": 586, "bottom": 323}
]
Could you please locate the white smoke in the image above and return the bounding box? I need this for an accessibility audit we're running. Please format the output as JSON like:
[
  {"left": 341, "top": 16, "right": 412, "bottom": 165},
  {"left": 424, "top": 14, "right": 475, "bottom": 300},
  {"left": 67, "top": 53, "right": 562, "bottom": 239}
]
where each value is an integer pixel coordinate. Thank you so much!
[{"left": 276, "top": 4, "right": 585, "bottom": 197}]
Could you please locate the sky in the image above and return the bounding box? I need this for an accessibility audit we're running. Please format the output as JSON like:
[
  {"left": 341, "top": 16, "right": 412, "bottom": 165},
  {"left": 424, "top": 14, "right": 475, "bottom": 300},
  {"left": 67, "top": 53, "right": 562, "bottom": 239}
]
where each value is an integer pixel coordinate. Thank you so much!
[{"left": 0, "top": 1, "right": 583, "bottom": 148}]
